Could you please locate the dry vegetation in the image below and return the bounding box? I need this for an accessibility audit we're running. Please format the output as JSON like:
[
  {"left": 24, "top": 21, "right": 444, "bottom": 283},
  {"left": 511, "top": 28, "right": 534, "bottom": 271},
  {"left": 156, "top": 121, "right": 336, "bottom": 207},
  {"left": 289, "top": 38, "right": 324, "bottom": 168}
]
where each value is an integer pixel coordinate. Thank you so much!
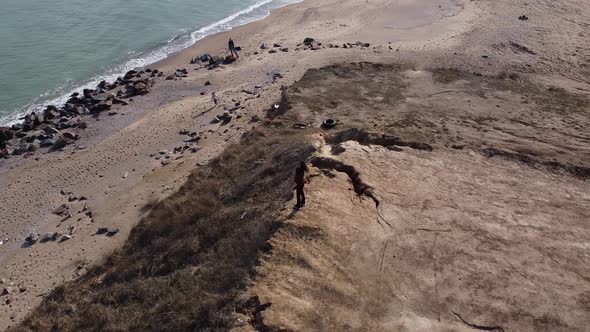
[
  {"left": 12, "top": 62, "right": 590, "bottom": 331},
  {"left": 14, "top": 127, "right": 314, "bottom": 331}
]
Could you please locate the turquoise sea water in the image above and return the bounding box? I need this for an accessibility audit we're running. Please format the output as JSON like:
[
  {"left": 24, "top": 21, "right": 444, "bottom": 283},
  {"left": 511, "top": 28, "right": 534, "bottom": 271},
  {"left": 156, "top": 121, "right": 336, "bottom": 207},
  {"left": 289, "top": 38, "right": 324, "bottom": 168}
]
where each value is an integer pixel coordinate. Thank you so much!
[{"left": 0, "top": 0, "right": 298, "bottom": 125}]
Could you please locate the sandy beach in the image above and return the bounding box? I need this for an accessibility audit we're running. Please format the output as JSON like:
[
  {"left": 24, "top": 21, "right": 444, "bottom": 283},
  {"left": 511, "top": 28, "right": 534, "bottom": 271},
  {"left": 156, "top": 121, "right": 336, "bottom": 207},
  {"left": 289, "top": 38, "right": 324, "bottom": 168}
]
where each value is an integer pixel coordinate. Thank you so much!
[{"left": 1, "top": 0, "right": 589, "bottom": 330}]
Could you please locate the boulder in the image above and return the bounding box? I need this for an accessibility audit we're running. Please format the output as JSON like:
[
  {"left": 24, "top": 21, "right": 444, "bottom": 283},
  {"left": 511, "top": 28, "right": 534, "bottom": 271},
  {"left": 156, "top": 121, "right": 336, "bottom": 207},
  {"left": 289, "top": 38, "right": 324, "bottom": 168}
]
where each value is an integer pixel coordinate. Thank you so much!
[
  {"left": 91, "top": 93, "right": 113, "bottom": 103},
  {"left": 60, "top": 234, "right": 72, "bottom": 242},
  {"left": 40, "top": 138, "right": 55, "bottom": 148},
  {"left": 52, "top": 204, "right": 70, "bottom": 215},
  {"left": 83, "top": 88, "right": 94, "bottom": 99},
  {"left": 97, "top": 80, "right": 108, "bottom": 89},
  {"left": 106, "top": 228, "right": 119, "bottom": 236},
  {"left": 0, "top": 128, "right": 14, "bottom": 145},
  {"left": 25, "top": 233, "right": 39, "bottom": 244},
  {"left": 124, "top": 70, "right": 138, "bottom": 80},
  {"left": 51, "top": 135, "right": 70, "bottom": 150},
  {"left": 43, "top": 105, "right": 60, "bottom": 120},
  {"left": 111, "top": 97, "right": 129, "bottom": 105},
  {"left": 63, "top": 132, "right": 79, "bottom": 141},
  {"left": 260, "top": 43, "right": 268, "bottom": 49},
  {"left": 303, "top": 37, "right": 315, "bottom": 45},
  {"left": 204, "top": 81, "right": 211, "bottom": 86},
  {"left": 41, "top": 232, "right": 55, "bottom": 243},
  {"left": 209, "top": 56, "right": 223, "bottom": 65},
  {"left": 199, "top": 54, "right": 211, "bottom": 62}
]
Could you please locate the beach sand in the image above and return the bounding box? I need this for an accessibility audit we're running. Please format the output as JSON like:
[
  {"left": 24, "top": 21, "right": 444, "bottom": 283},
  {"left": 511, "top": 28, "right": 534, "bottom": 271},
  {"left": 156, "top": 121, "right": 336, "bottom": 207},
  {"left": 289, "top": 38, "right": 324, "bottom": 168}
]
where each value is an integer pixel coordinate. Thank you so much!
[{"left": 1, "top": 0, "right": 589, "bottom": 329}]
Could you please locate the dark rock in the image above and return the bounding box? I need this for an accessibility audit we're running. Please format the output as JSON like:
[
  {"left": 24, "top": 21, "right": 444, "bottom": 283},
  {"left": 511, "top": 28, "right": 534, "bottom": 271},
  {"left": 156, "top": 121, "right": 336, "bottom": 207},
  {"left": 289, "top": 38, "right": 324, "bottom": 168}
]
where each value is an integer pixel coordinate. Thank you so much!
[
  {"left": 83, "top": 88, "right": 94, "bottom": 99},
  {"left": 111, "top": 97, "right": 128, "bottom": 105},
  {"left": 199, "top": 54, "right": 211, "bottom": 62},
  {"left": 60, "top": 235, "right": 72, "bottom": 242},
  {"left": 124, "top": 70, "right": 138, "bottom": 80},
  {"left": 280, "top": 47, "right": 289, "bottom": 52},
  {"left": 166, "top": 75, "right": 174, "bottom": 80},
  {"left": 204, "top": 81, "right": 211, "bottom": 86},
  {"left": 0, "top": 128, "right": 14, "bottom": 146},
  {"left": 51, "top": 135, "right": 69, "bottom": 150},
  {"left": 63, "top": 132, "right": 79, "bottom": 141},
  {"left": 25, "top": 233, "right": 39, "bottom": 245},
  {"left": 91, "top": 93, "right": 113, "bottom": 103},
  {"left": 41, "top": 232, "right": 55, "bottom": 243},
  {"left": 268, "top": 49, "right": 277, "bottom": 54},
  {"left": 97, "top": 80, "right": 108, "bottom": 89},
  {"left": 260, "top": 43, "right": 268, "bottom": 49},
  {"left": 273, "top": 43, "right": 281, "bottom": 48},
  {"left": 209, "top": 56, "right": 223, "bottom": 65},
  {"left": 518, "top": 15, "right": 529, "bottom": 20},
  {"left": 52, "top": 204, "right": 70, "bottom": 215},
  {"left": 303, "top": 37, "right": 315, "bottom": 45},
  {"left": 1, "top": 287, "right": 12, "bottom": 296}
]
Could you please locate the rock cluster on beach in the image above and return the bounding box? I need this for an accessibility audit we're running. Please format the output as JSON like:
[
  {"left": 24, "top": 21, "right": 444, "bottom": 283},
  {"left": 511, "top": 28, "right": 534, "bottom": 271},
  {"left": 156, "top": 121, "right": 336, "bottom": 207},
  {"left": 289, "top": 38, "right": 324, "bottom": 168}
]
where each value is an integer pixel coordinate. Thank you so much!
[
  {"left": 0, "top": 68, "right": 164, "bottom": 160},
  {"left": 189, "top": 53, "right": 236, "bottom": 69}
]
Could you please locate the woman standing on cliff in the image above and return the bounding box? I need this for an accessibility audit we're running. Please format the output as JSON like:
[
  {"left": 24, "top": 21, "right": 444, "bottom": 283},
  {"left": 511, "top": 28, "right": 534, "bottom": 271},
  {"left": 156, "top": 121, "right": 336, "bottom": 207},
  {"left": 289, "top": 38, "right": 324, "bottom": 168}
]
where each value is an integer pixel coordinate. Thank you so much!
[{"left": 294, "top": 161, "right": 307, "bottom": 208}]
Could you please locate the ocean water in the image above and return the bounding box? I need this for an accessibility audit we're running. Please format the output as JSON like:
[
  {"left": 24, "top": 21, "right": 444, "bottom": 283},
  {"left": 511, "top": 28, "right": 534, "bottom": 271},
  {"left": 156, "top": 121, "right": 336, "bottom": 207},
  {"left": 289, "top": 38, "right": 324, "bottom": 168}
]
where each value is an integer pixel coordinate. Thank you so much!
[{"left": 0, "top": 0, "right": 298, "bottom": 125}]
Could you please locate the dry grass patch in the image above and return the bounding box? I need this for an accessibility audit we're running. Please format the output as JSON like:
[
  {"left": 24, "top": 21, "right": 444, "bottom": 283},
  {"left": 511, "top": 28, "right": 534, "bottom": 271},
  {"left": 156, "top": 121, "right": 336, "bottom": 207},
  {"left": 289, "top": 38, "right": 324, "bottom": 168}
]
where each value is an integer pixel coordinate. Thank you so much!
[{"left": 16, "top": 128, "right": 315, "bottom": 331}]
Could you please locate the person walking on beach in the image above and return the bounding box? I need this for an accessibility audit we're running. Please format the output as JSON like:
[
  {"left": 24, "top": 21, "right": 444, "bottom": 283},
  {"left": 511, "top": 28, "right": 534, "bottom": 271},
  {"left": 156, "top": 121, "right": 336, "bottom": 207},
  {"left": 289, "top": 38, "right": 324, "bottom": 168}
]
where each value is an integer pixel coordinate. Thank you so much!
[
  {"left": 294, "top": 161, "right": 307, "bottom": 208},
  {"left": 228, "top": 38, "right": 239, "bottom": 58},
  {"left": 212, "top": 92, "right": 219, "bottom": 106}
]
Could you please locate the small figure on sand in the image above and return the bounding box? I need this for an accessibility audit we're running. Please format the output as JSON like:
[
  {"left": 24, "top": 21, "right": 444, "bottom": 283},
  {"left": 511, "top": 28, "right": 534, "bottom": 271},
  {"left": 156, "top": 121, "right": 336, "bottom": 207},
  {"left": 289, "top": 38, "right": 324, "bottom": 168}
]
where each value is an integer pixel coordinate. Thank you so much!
[
  {"left": 228, "top": 38, "right": 239, "bottom": 58},
  {"left": 212, "top": 92, "right": 219, "bottom": 106},
  {"left": 294, "top": 161, "right": 307, "bottom": 208}
]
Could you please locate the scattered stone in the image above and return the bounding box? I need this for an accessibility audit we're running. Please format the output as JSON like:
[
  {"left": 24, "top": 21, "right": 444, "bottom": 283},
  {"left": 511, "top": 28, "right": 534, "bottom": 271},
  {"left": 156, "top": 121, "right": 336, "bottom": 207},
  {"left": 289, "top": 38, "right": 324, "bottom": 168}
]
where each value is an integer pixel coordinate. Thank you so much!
[
  {"left": 161, "top": 159, "right": 171, "bottom": 166},
  {"left": 303, "top": 37, "right": 315, "bottom": 45},
  {"left": 60, "top": 235, "right": 72, "bottom": 242},
  {"left": 518, "top": 15, "right": 529, "bottom": 20},
  {"left": 268, "top": 49, "right": 277, "bottom": 54},
  {"left": 1, "top": 287, "right": 12, "bottom": 296},
  {"left": 25, "top": 233, "right": 39, "bottom": 244},
  {"left": 280, "top": 47, "right": 289, "bottom": 52},
  {"left": 204, "top": 81, "right": 211, "bottom": 86},
  {"left": 52, "top": 204, "right": 70, "bottom": 216},
  {"left": 52, "top": 232, "right": 63, "bottom": 241},
  {"left": 106, "top": 228, "right": 119, "bottom": 236},
  {"left": 41, "top": 232, "right": 55, "bottom": 243},
  {"left": 260, "top": 43, "right": 268, "bottom": 49}
]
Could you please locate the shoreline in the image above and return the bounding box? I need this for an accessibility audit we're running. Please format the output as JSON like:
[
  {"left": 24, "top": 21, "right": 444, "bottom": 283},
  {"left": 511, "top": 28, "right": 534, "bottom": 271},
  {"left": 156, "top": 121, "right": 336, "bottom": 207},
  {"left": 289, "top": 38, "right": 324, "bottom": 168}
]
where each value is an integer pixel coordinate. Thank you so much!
[
  {"left": 0, "top": 0, "right": 303, "bottom": 127},
  {"left": 1, "top": 0, "right": 590, "bottom": 329}
]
